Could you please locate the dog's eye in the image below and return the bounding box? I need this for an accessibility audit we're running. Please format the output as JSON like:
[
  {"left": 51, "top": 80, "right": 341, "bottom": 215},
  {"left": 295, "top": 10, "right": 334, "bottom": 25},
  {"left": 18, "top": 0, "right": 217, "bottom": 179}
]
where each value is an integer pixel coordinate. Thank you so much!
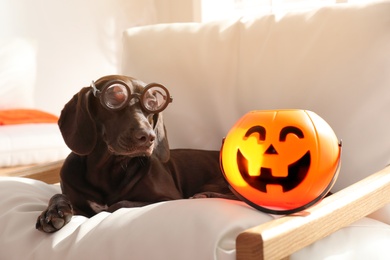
[
  {"left": 145, "top": 99, "right": 157, "bottom": 110},
  {"left": 143, "top": 89, "right": 162, "bottom": 111},
  {"left": 103, "top": 84, "right": 129, "bottom": 109}
]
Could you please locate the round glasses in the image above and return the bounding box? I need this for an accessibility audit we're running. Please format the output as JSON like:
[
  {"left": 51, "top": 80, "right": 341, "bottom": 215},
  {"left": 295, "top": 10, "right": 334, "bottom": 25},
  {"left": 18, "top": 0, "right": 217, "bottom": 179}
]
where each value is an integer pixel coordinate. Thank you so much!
[{"left": 91, "top": 80, "right": 172, "bottom": 113}]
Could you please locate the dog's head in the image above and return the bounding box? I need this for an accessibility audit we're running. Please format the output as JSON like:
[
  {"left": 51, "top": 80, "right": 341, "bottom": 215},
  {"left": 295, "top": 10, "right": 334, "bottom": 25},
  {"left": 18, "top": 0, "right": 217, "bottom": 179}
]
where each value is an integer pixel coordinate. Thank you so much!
[{"left": 58, "top": 75, "right": 172, "bottom": 162}]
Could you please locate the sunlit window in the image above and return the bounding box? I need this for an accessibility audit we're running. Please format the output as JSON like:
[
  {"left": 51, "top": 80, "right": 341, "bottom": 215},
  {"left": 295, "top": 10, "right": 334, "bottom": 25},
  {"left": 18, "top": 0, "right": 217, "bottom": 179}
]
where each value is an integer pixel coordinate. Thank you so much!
[{"left": 200, "top": 0, "right": 376, "bottom": 22}]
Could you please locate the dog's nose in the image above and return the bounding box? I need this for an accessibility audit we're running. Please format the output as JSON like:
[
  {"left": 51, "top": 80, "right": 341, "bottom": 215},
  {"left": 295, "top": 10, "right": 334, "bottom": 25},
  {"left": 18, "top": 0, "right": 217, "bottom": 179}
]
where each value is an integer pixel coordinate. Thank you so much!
[{"left": 134, "top": 129, "right": 156, "bottom": 145}]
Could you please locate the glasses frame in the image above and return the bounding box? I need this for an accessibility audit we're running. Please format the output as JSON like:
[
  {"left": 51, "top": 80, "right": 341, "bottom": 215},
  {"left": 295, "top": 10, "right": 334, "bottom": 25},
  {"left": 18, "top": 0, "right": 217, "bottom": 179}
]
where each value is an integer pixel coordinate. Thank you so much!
[{"left": 91, "top": 80, "right": 172, "bottom": 113}]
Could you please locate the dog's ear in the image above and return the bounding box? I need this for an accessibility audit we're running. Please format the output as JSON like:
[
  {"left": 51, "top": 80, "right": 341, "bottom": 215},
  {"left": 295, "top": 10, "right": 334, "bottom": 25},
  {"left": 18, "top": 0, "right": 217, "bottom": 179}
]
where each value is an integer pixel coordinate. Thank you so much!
[
  {"left": 58, "top": 87, "right": 97, "bottom": 155},
  {"left": 153, "top": 113, "right": 170, "bottom": 162}
]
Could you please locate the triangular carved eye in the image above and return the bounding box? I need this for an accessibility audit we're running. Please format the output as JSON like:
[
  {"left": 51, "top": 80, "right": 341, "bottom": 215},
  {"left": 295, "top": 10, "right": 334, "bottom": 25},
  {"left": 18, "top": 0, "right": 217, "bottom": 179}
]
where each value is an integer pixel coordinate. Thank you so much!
[{"left": 265, "top": 144, "right": 278, "bottom": 154}]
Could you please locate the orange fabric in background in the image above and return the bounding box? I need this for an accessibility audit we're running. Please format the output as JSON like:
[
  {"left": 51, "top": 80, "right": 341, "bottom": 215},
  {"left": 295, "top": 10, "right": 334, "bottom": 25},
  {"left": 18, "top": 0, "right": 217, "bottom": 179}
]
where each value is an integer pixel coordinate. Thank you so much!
[{"left": 0, "top": 109, "right": 59, "bottom": 125}]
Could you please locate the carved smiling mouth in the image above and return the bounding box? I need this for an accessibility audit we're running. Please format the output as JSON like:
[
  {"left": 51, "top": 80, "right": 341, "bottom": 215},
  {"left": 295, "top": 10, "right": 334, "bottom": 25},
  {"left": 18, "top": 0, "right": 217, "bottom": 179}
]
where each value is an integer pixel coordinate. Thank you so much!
[{"left": 237, "top": 149, "right": 311, "bottom": 192}]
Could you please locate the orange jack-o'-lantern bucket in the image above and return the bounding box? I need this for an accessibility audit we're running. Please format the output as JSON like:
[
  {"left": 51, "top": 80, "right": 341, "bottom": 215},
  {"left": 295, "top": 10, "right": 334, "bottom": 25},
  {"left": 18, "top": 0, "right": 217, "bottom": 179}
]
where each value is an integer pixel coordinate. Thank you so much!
[{"left": 220, "top": 110, "right": 341, "bottom": 214}]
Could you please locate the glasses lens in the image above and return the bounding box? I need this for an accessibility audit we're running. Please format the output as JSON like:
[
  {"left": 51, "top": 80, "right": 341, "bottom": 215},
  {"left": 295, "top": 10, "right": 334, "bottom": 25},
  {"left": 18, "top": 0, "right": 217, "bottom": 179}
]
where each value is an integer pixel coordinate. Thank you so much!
[
  {"left": 103, "top": 83, "right": 129, "bottom": 109},
  {"left": 142, "top": 86, "right": 169, "bottom": 112}
]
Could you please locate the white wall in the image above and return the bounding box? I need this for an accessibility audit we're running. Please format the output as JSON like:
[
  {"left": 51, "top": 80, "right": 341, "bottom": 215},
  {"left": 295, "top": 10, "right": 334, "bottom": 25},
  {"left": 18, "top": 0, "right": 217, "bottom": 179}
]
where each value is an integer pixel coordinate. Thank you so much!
[
  {"left": 0, "top": 0, "right": 196, "bottom": 115},
  {"left": 155, "top": 0, "right": 201, "bottom": 23}
]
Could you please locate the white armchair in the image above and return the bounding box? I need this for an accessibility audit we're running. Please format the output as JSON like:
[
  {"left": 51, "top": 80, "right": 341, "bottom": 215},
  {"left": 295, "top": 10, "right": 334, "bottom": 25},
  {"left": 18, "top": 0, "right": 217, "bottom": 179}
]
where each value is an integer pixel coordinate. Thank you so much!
[{"left": 1, "top": 1, "right": 390, "bottom": 259}]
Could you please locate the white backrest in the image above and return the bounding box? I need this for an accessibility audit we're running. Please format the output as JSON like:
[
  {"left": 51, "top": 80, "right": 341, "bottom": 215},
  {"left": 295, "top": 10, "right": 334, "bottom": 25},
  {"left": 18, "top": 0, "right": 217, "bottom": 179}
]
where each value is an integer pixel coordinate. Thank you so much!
[{"left": 122, "top": 1, "right": 390, "bottom": 190}]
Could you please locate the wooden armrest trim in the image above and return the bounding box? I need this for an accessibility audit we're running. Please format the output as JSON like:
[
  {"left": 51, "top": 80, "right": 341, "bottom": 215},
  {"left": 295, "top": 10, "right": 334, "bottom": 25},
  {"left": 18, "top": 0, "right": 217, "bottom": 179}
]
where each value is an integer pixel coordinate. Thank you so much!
[
  {"left": 237, "top": 165, "right": 390, "bottom": 260},
  {"left": 2, "top": 160, "right": 64, "bottom": 184}
]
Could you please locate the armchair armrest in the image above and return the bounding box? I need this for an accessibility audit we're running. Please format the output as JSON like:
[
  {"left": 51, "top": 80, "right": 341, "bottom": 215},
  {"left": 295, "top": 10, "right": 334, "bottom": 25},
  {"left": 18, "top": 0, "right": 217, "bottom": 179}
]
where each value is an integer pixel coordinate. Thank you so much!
[{"left": 236, "top": 165, "right": 390, "bottom": 260}]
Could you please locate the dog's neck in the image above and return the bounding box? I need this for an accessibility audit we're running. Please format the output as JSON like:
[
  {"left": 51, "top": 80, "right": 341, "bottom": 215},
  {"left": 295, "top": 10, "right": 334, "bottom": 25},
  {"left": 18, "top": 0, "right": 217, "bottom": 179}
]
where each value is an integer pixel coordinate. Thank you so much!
[{"left": 84, "top": 139, "right": 151, "bottom": 180}]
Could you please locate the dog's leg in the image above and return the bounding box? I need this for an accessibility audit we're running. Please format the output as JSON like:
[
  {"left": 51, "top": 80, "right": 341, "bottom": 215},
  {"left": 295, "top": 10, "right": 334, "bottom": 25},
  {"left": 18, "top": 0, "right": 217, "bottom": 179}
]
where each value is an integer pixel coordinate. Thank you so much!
[
  {"left": 190, "top": 191, "right": 239, "bottom": 200},
  {"left": 36, "top": 194, "right": 73, "bottom": 233}
]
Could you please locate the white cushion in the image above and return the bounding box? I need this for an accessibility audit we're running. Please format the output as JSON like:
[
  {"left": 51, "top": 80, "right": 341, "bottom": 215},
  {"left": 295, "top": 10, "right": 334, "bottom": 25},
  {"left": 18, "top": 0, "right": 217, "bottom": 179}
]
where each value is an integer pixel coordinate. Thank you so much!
[
  {"left": 122, "top": 1, "right": 390, "bottom": 191},
  {"left": 0, "top": 124, "right": 70, "bottom": 167},
  {"left": 0, "top": 177, "right": 272, "bottom": 260},
  {"left": 292, "top": 217, "right": 390, "bottom": 260},
  {"left": 1, "top": 177, "right": 390, "bottom": 260}
]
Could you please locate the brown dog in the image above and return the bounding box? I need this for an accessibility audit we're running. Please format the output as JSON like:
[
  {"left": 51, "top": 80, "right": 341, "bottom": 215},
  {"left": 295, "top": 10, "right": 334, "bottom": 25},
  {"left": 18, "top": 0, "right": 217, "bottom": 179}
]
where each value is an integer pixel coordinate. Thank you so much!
[{"left": 36, "top": 75, "right": 237, "bottom": 233}]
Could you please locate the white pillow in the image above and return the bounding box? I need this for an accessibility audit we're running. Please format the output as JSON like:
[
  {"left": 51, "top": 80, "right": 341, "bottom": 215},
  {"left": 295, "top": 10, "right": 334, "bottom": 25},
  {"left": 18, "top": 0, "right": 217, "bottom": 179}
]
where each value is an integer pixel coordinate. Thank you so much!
[{"left": 122, "top": 1, "right": 390, "bottom": 191}]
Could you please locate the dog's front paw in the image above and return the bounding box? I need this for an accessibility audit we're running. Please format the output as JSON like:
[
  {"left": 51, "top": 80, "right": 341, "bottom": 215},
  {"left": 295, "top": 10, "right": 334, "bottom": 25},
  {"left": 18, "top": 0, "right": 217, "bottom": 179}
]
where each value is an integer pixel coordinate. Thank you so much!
[{"left": 36, "top": 194, "right": 73, "bottom": 233}]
